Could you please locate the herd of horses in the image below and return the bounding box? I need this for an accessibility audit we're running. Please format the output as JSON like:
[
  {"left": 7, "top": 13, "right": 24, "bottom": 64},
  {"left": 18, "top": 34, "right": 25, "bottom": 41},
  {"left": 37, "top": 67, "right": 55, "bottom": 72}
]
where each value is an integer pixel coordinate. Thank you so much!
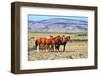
[{"left": 34, "top": 35, "right": 71, "bottom": 52}]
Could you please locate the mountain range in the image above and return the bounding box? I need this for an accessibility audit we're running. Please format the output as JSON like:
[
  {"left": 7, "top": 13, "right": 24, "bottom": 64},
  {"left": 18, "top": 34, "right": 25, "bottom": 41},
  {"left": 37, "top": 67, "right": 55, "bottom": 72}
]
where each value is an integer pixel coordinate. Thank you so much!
[{"left": 28, "top": 18, "right": 88, "bottom": 33}]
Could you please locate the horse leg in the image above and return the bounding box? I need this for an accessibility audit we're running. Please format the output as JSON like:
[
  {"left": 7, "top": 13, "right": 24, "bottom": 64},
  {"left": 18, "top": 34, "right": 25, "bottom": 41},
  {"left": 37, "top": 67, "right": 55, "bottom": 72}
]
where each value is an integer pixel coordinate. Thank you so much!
[
  {"left": 36, "top": 44, "right": 39, "bottom": 52},
  {"left": 55, "top": 44, "right": 58, "bottom": 52},
  {"left": 53, "top": 44, "right": 55, "bottom": 52},
  {"left": 55, "top": 46, "right": 59, "bottom": 52},
  {"left": 58, "top": 46, "right": 60, "bottom": 52},
  {"left": 48, "top": 44, "right": 50, "bottom": 52},
  {"left": 54, "top": 45, "right": 55, "bottom": 52},
  {"left": 49, "top": 44, "right": 53, "bottom": 52},
  {"left": 51, "top": 44, "right": 54, "bottom": 52},
  {"left": 42, "top": 44, "right": 45, "bottom": 52},
  {"left": 46, "top": 44, "right": 49, "bottom": 52},
  {"left": 49, "top": 44, "right": 52, "bottom": 52},
  {"left": 63, "top": 44, "right": 66, "bottom": 52}
]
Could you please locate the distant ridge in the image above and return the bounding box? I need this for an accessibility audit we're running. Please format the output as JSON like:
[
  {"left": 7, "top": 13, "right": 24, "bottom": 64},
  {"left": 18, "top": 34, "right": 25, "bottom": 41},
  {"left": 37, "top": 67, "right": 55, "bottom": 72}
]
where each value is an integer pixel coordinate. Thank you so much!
[{"left": 28, "top": 18, "right": 88, "bottom": 33}]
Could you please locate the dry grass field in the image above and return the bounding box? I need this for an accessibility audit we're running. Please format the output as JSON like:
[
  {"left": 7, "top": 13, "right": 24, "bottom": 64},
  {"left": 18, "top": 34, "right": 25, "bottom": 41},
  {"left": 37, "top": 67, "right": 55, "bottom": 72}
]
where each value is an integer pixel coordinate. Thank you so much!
[{"left": 28, "top": 32, "right": 88, "bottom": 61}]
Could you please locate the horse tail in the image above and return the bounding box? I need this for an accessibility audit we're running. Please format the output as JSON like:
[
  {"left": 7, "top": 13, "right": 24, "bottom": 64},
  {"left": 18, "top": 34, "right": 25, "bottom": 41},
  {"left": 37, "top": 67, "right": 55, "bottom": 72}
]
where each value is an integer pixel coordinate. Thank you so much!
[
  {"left": 35, "top": 39, "right": 40, "bottom": 52},
  {"left": 35, "top": 39, "right": 38, "bottom": 48}
]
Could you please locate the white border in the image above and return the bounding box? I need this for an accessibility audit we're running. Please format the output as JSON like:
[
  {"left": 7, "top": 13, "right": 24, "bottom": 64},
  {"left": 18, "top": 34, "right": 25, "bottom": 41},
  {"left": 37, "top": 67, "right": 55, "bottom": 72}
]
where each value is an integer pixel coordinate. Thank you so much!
[{"left": 20, "top": 6, "right": 95, "bottom": 70}]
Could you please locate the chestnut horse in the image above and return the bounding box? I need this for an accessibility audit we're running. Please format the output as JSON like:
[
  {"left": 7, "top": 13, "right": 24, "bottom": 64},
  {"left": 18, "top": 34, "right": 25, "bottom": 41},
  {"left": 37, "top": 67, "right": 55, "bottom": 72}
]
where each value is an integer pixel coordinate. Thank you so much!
[
  {"left": 35, "top": 36, "right": 55, "bottom": 52},
  {"left": 46, "top": 37, "right": 55, "bottom": 51},
  {"left": 35, "top": 38, "right": 46, "bottom": 52}
]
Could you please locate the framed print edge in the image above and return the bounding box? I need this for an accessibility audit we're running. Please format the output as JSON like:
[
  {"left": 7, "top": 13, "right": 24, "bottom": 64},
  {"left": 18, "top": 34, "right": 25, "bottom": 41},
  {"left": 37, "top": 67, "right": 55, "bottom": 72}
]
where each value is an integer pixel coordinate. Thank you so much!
[
  {"left": 11, "top": 2, "right": 98, "bottom": 74},
  {"left": 94, "top": 7, "right": 98, "bottom": 69},
  {"left": 11, "top": 2, "right": 20, "bottom": 74}
]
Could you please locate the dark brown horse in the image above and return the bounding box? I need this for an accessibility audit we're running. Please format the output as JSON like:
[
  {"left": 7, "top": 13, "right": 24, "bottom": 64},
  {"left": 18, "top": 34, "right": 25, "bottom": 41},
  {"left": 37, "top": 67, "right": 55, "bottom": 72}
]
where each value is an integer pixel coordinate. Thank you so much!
[{"left": 54, "top": 35, "right": 71, "bottom": 51}]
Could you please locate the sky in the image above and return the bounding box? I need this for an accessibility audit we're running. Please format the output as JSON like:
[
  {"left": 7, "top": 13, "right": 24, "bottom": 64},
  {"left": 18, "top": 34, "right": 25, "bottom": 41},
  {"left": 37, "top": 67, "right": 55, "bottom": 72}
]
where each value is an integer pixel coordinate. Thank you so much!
[{"left": 28, "top": 15, "right": 88, "bottom": 21}]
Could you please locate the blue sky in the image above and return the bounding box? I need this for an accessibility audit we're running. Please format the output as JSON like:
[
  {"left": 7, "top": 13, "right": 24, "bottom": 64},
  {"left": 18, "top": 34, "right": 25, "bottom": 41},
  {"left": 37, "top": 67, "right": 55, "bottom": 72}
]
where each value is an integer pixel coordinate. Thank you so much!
[{"left": 28, "top": 15, "right": 88, "bottom": 21}]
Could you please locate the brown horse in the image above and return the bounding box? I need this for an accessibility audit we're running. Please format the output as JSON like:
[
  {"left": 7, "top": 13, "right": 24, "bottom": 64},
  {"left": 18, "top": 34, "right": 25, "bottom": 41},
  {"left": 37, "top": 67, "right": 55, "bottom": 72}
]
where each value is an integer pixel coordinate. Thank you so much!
[
  {"left": 35, "top": 36, "right": 55, "bottom": 52},
  {"left": 35, "top": 38, "right": 47, "bottom": 52},
  {"left": 54, "top": 35, "right": 71, "bottom": 51},
  {"left": 45, "top": 36, "right": 55, "bottom": 51}
]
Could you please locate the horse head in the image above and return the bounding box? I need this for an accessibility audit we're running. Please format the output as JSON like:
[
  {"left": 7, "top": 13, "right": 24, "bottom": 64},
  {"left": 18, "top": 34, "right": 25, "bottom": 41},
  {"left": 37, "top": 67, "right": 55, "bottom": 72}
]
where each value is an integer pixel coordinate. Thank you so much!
[{"left": 65, "top": 36, "right": 71, "bottom": 42}]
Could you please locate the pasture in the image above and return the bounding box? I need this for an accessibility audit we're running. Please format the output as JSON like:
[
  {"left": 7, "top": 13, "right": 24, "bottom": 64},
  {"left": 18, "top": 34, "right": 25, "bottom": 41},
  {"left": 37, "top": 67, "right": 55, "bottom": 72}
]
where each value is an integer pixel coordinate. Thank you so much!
[{"left": 28, "top": 32, "right": 88, "bottom": 61}]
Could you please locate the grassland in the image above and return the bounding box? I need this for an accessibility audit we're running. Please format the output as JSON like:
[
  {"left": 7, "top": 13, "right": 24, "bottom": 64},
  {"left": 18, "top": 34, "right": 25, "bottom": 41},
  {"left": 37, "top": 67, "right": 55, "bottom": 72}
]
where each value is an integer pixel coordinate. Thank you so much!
[{"left": 28, "top": 32, "right": 88, "bottom": 61}]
